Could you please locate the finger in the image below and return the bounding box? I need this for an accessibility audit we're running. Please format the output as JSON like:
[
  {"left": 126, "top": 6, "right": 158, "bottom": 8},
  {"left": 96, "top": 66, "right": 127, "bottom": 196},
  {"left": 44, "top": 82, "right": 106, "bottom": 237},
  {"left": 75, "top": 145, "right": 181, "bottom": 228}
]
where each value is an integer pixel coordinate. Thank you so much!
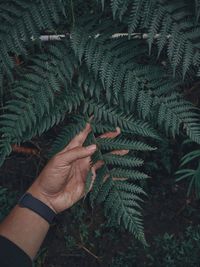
[
  {"left": 110, "top": 149, "right": 129, "bottom": 155},
  {"left": 89, "top": 167, "right": 96, "bottom": 191},
  {"left": 103, "top": 173, "right": 109, "bottom": 183},
  {"left": 64, "top": 144, "right": 97, "bottom": 164},
  {"left": 102, "top": 175, "right": 128, "bottom": 183},
  {"left": 88, "top": 115, "right": 94, "bottom": 122},
  {"left": 69, "top": 123, "right": 91, "bottom": 147},
  {"left": 93, "top": 160, "right": 104, "bottom": 171},
  {"left": 99, "top": 127, "right": 121, "bottom": 139},
  {"left": 82, "top": 156, "right": 92, "bottom": 170},
  {"left": 113, "top": 177, "right": 128, "bottom": 181},
  {"left": 63, "top": 123, "right": 92, "bottom": 151},
  {"left": 87, "top": 160, "right": 104, "bottom": 192}
]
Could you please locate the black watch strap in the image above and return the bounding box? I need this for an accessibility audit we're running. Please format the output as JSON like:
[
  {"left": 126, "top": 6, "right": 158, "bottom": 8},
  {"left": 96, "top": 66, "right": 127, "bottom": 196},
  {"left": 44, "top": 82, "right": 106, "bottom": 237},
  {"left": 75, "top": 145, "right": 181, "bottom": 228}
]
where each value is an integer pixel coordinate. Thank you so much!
[{"left": 18, "top": 193, "right": 56, "bottom": 224}]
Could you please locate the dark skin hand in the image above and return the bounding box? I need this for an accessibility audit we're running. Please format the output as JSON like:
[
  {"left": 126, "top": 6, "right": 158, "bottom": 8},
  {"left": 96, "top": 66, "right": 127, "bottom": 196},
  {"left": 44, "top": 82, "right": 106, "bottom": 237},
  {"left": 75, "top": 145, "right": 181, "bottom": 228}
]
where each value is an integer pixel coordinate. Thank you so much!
[
  {"left": 0, "top": 123, "right": 128, "bottom": 259},
  {"left": 29, "top": 123, "right": 127, "bottom": 213}
]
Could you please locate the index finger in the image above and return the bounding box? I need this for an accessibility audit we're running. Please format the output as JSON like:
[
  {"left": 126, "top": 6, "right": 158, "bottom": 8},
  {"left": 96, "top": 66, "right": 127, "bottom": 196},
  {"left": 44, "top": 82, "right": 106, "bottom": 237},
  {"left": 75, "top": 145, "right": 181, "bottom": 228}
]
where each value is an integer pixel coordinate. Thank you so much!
[
  {"left": 99, "top": 127, "right": 121, "bottom": 139},
  {"left": 62, "top": 123, "right": 92, "bottom": 152}
]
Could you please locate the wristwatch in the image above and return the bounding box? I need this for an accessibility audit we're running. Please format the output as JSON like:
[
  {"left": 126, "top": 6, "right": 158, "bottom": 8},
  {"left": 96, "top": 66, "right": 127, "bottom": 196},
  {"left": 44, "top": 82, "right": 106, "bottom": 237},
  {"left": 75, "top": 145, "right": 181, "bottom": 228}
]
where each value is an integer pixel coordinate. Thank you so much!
[{"left": 18, "top": 193, "right": 56, "bottom": 224}]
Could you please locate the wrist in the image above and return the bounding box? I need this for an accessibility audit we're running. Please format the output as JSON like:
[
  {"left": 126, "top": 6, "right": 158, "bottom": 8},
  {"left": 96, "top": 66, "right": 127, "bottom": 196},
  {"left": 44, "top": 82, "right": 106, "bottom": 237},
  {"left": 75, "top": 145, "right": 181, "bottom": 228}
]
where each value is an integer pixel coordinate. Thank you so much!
[{"left": 27, "top": 182, "right": 57, "bottom": 214}]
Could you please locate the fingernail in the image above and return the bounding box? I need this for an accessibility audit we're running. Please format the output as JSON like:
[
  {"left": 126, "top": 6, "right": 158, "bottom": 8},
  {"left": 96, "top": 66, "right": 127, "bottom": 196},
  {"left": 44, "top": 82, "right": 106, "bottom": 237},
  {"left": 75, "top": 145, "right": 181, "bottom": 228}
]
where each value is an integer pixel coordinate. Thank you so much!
[
  {"left": 86, "top": 123, "right": 91, "bottom": 129},
  {"left": 116, "top": 127, "right": 121, "bottom": 133},
  {"left": 86, "top": 144, "right": 97, "bottom": 151},
  {"left": 89, "top": 115, "right": 94, "bottom": 122}
]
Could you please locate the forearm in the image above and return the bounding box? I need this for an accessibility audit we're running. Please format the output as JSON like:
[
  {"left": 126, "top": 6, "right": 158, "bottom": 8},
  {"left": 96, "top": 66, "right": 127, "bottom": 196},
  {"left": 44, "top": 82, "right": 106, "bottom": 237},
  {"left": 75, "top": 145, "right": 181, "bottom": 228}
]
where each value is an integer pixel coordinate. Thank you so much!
[
  {"left": 0, "top": 124, "right": 114, "bottom": 263},
  {"left": 0, "top": 197, "right": 49, "bottom": 259}
]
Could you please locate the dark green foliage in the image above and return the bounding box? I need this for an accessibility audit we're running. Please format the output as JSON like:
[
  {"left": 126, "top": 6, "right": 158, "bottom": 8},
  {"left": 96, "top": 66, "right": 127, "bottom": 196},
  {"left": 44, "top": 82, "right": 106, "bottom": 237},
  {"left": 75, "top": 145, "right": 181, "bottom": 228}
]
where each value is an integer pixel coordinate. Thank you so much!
[
  {"left": 147, "top": 227, "right": 200, "bottom": 267},
  {"left": 49, "top": 116, "right": 87, "bottom": 158},
  {"left": 176, "top": 147, "right": 200, "bottom": 198},
  {"left": 103, "top": 154, "right": 144, "bottom": 168},
  {"left": 0, "top": 40, "right": 79, "bottom": 164},
  {"left": 62, "top": 201, "right": 200, "bottom": 267},
  {"left": 0, "top": 186, "right": 17, "bottom": 221},
  {"left": 97, "top": 137, "right": 156, "bottom": 151},
  {"left": 0, "top": 0, "right": 200, "bottom": 243},
  {"left": 110, "top": 226, "right": 200, "bottom": 267},
  {"left": 195, "top": 0, "right": 200, "bottom": 22},
  {"left": 0, "top": 0, "right": 66, "bottom": 80},
  {"left": 72, "top": 22, "right": 200, "bottom": 143},
  {"left": 105, "top": 0, "right": 200, "bottom": 77}
]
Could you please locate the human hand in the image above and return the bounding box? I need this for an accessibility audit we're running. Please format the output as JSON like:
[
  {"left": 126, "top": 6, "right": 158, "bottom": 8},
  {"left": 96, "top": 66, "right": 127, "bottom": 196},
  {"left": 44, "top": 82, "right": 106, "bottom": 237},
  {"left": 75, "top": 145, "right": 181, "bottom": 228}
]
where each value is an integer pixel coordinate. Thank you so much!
[{"left": 28, "top": 124, "right": 126, "bottom": 213}]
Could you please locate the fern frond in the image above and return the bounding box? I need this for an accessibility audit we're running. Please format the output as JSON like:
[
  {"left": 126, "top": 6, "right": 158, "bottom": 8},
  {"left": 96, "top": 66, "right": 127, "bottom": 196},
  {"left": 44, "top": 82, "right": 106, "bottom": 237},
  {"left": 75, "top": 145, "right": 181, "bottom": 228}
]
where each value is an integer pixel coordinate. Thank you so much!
[
  {"left": 195, "top": 0, "right": 200, "bottom": 22},
  {"left": 71, "top": 24, "right": 200, "bottom": 144},
  {"left": 104, "top": 181, "right": 146, "bottom": 244},
  {"left": 176, "top": 155, "right": 200, "bottom": 199},
  {"left": 49, "top": 114, "right": 152, "bottom": 243},
  {"left": 48, "top": 116, "right": 87, "bottom": 158},
  {"left": 155, "top": 93, "right": 200, "bottom": 142},
  {"left": 97, "top": 137, "right": 156, "bottom": 151},
  {"left": 128, "top": 0, "right": 146, "bottom": 36},
  {"left": 0, "top": 0, "right": 66, "bottom": 80},
  {"left": 147, "top": 6, "right": 165, "bottom": 53},
  {"left": 90, "top": 165, "right": 108, "bottom": 206},
  {"left": 103, "top": 154, "right": 144, "bottom": 168},
  {"left": 180, "top": 149, "right": 200, "bottom": 166},
  {"left": 111, "top": 0, "right": 124, "bottom": 19},
  {"left": 110, "top": 168, "right": 149, "bottom": 180},
  {"left": 0, "top": 41, "right": 79, "bottom": 162},
  {"left": 84, "top": 100, "right": 158, "bottom": 139},
  {"left": 108, "top": 0, "right": 200, "bottom": 77}
]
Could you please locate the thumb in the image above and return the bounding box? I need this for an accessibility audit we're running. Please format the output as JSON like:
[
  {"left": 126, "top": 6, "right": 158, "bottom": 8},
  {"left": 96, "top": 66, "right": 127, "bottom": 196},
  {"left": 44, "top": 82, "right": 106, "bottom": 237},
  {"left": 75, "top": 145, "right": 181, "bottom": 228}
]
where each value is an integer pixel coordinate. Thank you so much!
[{"left": 64, "top": 144, "right": 97, "bottom": 164}]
